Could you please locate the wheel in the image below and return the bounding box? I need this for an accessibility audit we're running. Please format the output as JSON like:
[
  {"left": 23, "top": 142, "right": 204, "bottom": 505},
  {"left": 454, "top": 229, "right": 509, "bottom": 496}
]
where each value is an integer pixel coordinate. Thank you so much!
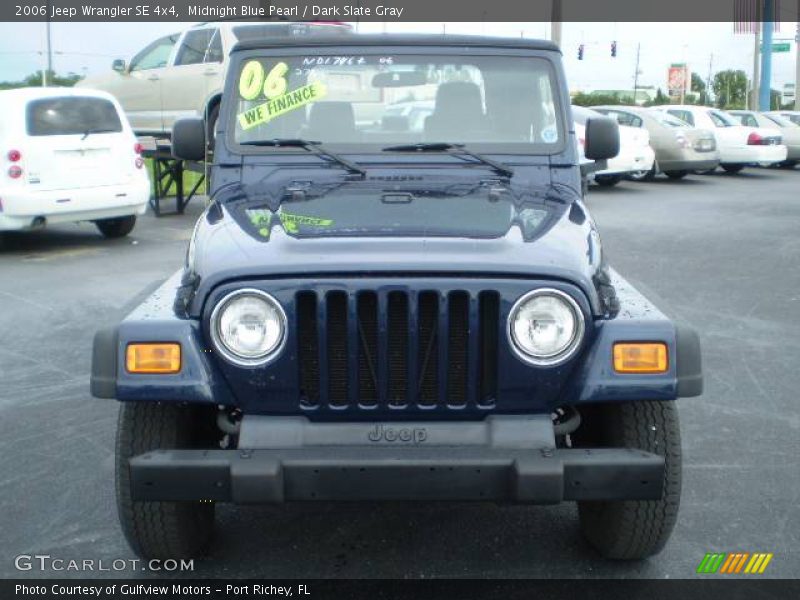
[
  {"left": 721, "top": 164, "right": 745, "bottom": 174},
  {"left": 628, "top": 165, "right": 656, "bottom": 181},
  {"left": 572, "top": 401, "right": 682, "bottom": 560},
  {"left": 664, "top": 170, "right": 688, "bottom": 180},
  {"left": 694, "top": 168, "right": 717, "bottom": 175},
  {"left": 205, "top": 103, "right": 219, "bottom": 150},
  {"left": 594, "top": 175, "right": 622, "bottom": 187},
  {"left": 116, "top": 402, "right": 219, "bottom": 559},
  {"left": 95, "top": 215, "right": 136, "bottom": 239},
  {"left": 780, "top": 160, "right": 798, "bottom": 169}
]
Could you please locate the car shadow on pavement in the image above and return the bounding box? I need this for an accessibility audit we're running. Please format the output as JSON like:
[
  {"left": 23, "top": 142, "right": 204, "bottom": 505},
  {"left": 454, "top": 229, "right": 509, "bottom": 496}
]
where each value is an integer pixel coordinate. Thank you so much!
[
  {"left": 0, "top": 227, "right": 131, "bottom": 256},
  {"left": 190, "top": 503, "right": 668, "bottom": 578}
]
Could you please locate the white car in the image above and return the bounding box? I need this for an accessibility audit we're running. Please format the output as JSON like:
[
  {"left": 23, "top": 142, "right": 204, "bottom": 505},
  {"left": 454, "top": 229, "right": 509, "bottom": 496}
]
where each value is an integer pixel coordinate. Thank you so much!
[
  {"left": 0, "top": 87, "right": 150, "bottom": 237},
  {"left": 78, "top": 22, "right": 352, "bottom": 138},
  {"left": 730, "top": 110, "right": 800, "bottom": 166},
  {"left": 649, "top": 105, "right": 787, "bottom": 173},
  {"left": 572, "top": 105, "right": 655, "bottom": 186}
]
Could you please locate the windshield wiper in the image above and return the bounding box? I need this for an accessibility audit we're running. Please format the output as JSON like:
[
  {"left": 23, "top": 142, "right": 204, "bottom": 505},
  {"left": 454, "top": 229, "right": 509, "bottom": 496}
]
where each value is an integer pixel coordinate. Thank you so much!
[
  {"left": 383, "top": 142, "right": 514, "bottom": 178},
  {"left": 240, "top": 138, "right": 366, "bottom": 178},
  {"left": 80, "top": 128, "right": 116, "bottom": 140}
]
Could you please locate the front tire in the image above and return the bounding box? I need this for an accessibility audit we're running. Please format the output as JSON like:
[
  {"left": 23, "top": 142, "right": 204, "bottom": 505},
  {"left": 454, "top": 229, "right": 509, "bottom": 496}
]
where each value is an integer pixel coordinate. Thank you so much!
[
  {"left": 629, "top": 164, "right": 656, "bottom": 181},
  {"left": 205, "top": 103, "right": 220, "bottom": 151},
  {"left": 721, "top": 164, "right": 745, "bottom": 174},
  {"left": 594, "top": 175, "right": 622, "bottom": 187},
  {"left": 116, "top": 402, "right": 217, "bottom": 559},
  {"left": 96, "top": 215, "right": 136, "bottom": 239},
  {"left": 664, "top": 170, "right": 688, "bottom": 180},
  {"left": 572, "top": 401, "right": 682, "bottom": 560}
]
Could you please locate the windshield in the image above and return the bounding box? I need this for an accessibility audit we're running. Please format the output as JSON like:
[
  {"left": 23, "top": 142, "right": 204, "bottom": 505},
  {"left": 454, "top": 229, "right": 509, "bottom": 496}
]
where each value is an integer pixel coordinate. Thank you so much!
[
  {"left": 764, "top": 113, "right": 797, "bottom": 127},
  {"left": 231, "top": 53, "right": 562, "bottom": 151},
  {"left": 650, "top": 111, "right": 689, "bottom": 128},
  {"left": 709, "top": 110, "right": 737, "bottom": 127}
]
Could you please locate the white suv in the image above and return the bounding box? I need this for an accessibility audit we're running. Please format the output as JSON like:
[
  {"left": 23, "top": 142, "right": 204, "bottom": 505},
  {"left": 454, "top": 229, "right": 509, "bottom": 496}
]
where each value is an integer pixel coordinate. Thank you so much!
[{"left": 78, "top": 22, "right": 352, "bottom": 138}]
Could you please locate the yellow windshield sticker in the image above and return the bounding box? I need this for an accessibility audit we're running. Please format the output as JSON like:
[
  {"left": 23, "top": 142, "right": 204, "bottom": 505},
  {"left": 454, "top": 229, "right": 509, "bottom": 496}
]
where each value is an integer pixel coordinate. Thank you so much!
[
  {"left": 237, "top": 82, "right": 327, "bottom": 131},
  {"left": 239, "top": 61, "right": 289, "bottom": 101},
  {"left": 280, "top": 212, "right": 334, "bottom": 233}
]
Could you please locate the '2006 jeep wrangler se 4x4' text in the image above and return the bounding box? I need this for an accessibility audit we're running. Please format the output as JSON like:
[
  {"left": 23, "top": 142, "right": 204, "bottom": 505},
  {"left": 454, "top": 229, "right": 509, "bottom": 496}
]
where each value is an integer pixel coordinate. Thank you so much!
[{"left": 91, "top": 35, "right": 702, "bottom": 561}]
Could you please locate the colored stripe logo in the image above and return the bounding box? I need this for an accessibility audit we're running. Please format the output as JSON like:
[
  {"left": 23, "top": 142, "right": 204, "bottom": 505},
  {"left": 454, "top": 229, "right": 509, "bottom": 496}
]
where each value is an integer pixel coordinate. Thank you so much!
[{"left": 697, "top": 552, "right": 773, "bottom": 574}]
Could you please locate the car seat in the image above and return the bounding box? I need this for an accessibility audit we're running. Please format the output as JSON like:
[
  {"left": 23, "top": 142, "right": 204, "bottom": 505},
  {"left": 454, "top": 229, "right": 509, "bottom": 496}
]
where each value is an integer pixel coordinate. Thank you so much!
[
  {"left": 302, "top": 102, "right": 357, "bottom": 141},
  {"left": 424, "top": 81, "right": 491, "bottom": 142}
]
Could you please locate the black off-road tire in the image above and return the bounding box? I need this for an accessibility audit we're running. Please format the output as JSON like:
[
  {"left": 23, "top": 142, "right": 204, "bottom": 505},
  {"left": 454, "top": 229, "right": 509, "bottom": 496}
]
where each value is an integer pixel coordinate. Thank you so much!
[
  {"left": 116, "top": 402, "right": 218, "bottom": 559},
  {"left": 594, "top": 175, "right": 622, "bottom": 187},
  {"left": 96, "top": 215, "right": 137, "bottom": 239},
  {"left": 205, "top": 103, "right": 220, "bottom": 151},
  {"left": 572, "top": 401, "right": 682, "bottom": 560},
  {"left": 664, "top": 170, "right": 688, "bottom": 180},
  {"left": 721, "top": 164, "right": 745, "bottom": 174}
]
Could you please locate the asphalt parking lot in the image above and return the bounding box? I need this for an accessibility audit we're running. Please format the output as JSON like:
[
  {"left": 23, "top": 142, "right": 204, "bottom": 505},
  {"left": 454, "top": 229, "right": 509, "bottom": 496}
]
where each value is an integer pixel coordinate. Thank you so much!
[{"left": 1, "top": 168, "right": 798, "bottom": 579}]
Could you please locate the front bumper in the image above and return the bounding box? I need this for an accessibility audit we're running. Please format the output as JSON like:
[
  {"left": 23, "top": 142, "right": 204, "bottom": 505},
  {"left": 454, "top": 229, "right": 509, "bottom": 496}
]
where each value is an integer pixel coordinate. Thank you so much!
[{"left": 129, "top": 415, "right": 665, "bottom": 504}]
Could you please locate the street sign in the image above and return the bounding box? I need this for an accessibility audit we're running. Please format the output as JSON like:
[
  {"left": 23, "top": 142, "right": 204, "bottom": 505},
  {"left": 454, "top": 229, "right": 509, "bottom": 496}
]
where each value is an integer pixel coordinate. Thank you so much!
[{"left": 760, "top": 42, "right": 791, "bottom": 52}]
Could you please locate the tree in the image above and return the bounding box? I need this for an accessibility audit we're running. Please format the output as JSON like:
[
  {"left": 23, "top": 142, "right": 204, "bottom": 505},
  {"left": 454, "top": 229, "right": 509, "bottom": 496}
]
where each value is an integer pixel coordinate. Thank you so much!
[
  {"left": 712, "top": 70, "right": 747, "bottom": 109},
  {"left": 644, "top": 88, "right": 670, "bottom": 107},
  {"left": 0, "top": 70, "right": 82, "bottom": 90},
  {"left": 690, "top": 73, "right": 710, "bottom": 105}
]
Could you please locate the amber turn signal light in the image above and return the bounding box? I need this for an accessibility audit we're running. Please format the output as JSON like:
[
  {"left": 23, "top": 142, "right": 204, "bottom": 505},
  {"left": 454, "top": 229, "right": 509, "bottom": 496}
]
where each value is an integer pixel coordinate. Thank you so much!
[
  {"left": 613, "top": 342, "right": 668, "bottom": 374},
  {"left": 126, "top": 343, "right": 181, "bottom": 374}
]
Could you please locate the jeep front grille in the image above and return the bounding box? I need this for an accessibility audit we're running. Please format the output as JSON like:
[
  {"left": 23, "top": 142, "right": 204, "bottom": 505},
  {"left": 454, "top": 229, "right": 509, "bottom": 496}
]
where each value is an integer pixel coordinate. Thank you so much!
[{"left": 296, "top": 289, "right": 500, "bottom": 410}]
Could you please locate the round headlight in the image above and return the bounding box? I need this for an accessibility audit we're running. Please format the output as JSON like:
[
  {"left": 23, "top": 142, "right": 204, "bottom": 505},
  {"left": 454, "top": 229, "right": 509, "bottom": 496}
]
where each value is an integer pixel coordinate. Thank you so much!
[
  {"left": 210, "top": 289, "right": 286, "bottom": 366},
  {"left": 508, "top": 289, "right": 585, "bottom": 366}
]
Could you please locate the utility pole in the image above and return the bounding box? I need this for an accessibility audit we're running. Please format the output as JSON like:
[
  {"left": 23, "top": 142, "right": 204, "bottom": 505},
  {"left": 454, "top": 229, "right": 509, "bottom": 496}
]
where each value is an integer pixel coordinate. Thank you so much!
[
  {"left": 633, "top": 43, "right": 641, "bottom": 104},
  {"left": 705, "top": 53, "right": 714, "bottom": 106},
  {"left": 760, "top": 0, "right": 774, "bottom": 110},
  {"left": 795, "top": 4, "right": 800, "bottom": 110},
  {"left": 551, "top": 0, "right": 562, "bottom": 48},
  {"left": 752, "top": 17, "right": 761, "bottom": 109},
  {"left": 43, "top": 0, "right": 53, "bottom": 87}
]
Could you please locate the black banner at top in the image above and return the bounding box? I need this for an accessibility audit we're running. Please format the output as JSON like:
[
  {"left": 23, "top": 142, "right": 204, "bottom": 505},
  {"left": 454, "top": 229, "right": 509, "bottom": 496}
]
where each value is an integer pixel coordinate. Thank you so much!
[{"left": 4, "top": 0, "right": 800, "bottom": 22}]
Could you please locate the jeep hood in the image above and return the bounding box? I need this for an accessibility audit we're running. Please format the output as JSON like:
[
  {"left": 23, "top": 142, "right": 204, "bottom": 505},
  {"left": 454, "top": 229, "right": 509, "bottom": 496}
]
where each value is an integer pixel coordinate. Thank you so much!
[{"left": 186, "top": 175, "right": 607, "bottom": 316}]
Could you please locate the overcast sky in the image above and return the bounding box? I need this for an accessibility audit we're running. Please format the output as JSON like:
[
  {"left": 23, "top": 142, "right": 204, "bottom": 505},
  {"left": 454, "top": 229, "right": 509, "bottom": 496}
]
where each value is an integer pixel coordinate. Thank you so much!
[{"left": 0, "top": 21, "right": 797, "bottom": 92}]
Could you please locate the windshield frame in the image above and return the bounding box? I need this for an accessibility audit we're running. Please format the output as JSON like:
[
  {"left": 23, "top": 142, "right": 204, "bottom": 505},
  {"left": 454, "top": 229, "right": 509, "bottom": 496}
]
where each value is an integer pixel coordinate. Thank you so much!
[{"left": 221, "top": 45, "right": 569, "bottom": 158}]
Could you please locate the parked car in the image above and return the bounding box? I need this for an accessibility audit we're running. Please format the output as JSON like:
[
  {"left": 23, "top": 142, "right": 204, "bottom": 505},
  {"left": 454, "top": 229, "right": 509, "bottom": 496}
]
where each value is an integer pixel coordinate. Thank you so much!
[
  {"left": 380, "top": 100, "right": 435, "bottom": 133},
  {"left": 572, "top": 105, "right": 655, "bottom": 186},
  {"left": 92, "top": 34, "right": 702, "bottom": 561},
  {"left": 77, "top": 21, "right": 352, "bottom": 138},
  {"left": 729, "top": 110, "right": 800, "bottom": 167},
  {"left": 770, "top": 109, "right": 800, "bottom": 125},
  {"left": 593, "top": 105, "right": 719, "bottom": 180},
  {"left": 649, "top": 105, "right": 787, "bottom": 173},
  {"left": 0, "top": 87, "right": 149, "bottom": 237}
]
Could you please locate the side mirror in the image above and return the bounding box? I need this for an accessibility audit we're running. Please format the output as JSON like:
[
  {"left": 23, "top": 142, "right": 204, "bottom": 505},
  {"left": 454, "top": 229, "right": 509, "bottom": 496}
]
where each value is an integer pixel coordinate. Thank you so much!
[
  {"left": 584, "top": 117, "right": 620, "bottom": 160},
  {"left": 172, "top": 118, "right": 206, "bottom": 162},
  {"left": 112, "top": 59, "right": 127, "bottom": 73}
]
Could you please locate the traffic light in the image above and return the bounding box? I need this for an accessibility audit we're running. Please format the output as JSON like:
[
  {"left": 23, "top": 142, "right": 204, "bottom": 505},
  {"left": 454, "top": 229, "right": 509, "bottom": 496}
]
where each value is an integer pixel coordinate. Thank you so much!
[
  {"left": 611, "top": 41, "right": 617, "bottom": 57},
  {"left": 578, "top": 44, "right": 585, "bottom": 60}
]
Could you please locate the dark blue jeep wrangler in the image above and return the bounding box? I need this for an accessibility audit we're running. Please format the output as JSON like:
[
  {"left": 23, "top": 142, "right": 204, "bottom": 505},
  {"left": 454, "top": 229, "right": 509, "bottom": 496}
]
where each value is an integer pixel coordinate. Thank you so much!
[{"left": 91, "top": 34, "right": 702, "bottom": 561}]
